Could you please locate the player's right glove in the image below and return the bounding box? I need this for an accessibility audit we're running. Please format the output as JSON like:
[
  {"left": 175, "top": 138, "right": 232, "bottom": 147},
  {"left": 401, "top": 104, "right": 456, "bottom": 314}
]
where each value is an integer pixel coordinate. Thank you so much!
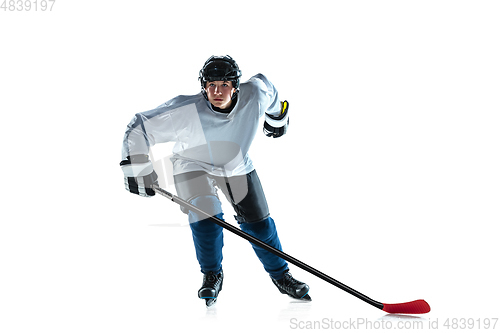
[
  {"left": 264, "top": 100, "right": 289, "bottom": 138},
  {"left": 120, "top": 154, "right": 158, "bottom": 197}
]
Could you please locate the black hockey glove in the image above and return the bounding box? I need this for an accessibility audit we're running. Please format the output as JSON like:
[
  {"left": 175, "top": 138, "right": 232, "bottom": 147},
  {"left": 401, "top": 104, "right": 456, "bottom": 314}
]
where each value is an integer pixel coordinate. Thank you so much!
[
  {"left": 120, "top": 154, "right": 158, "bottom": 197},
  {"left": 264, "top": 100, "right": 289, "bottom": 138}
]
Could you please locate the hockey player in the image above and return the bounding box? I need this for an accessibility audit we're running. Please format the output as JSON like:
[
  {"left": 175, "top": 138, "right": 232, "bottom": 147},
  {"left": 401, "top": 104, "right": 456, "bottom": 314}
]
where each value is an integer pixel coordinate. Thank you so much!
[{"left": 120, "top": 55, "right": 311, "bottom": 307}]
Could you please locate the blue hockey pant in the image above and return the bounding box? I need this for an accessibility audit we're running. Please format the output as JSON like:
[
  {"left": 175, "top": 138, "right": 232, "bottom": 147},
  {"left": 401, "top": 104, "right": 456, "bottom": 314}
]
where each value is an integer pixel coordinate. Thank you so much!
[{"left": 187, "top": 195, "right": 288, "bottom": 280}]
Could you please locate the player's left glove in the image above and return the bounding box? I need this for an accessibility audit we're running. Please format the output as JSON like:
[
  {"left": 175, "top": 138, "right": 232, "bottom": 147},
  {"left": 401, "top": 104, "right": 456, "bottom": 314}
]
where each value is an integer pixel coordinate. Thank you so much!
[
  {"left": 264, "top": 100, "right": 289, "bottom": 138},
  {"left": 120, "top": 154, "right": 158, "bottom": 197}
]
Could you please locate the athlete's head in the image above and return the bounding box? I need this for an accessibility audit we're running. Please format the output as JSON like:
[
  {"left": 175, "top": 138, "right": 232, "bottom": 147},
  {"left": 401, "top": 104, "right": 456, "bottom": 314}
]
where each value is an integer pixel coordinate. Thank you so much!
[
  {"left": 204, "top": 80, "right": 235, "bottom": 110},
  {"left": 199, "top": 55, "right": 242, "bottom": 109}
]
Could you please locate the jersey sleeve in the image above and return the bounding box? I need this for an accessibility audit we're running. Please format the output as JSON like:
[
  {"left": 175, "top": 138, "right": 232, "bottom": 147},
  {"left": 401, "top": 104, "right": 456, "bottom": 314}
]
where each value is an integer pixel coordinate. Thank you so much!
[
  {"left": 247, "top": 74, "right": 281, "bottom": 117},
  {"left": 121, "top": 94, "right": 206, "bottom": 161},
  {"left": 121, "top": 105, "right": 177, "bottom": 160},
  {"left": 248, "top": 73, "right": 289, "bottom": 132}
]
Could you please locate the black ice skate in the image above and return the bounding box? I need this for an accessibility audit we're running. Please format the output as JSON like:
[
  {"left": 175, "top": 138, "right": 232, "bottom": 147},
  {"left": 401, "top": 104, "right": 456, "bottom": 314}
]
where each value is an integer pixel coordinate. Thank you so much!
[
  {"left": 198, "top": 270, "right": 223, "bottom": 307},
  {"left": 271, "top": 270, "right": 311, "bottom": 301}
]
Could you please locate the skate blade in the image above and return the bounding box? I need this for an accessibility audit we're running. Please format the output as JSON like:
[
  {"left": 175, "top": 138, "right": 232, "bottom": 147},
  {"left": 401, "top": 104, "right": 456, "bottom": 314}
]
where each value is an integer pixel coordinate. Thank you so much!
[
  {"left": 204, "top": 298, "right": 217, "bottom": 307},
  {"left": 289, "top": 293, "right": 312, "bottom": 302}
]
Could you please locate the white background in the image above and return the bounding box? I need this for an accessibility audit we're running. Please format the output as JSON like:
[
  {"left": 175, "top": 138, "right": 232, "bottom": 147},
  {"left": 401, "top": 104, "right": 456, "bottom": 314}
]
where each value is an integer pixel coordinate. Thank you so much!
[{"left": 1, "top": 1, "right": 499, "bottom": 332}]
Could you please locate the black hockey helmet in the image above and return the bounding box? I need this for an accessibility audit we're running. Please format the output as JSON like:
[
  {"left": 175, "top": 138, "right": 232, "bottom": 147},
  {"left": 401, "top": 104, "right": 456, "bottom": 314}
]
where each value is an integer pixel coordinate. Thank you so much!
[{"left": 199, "top": 55, "right": 242, "bottom": 100}]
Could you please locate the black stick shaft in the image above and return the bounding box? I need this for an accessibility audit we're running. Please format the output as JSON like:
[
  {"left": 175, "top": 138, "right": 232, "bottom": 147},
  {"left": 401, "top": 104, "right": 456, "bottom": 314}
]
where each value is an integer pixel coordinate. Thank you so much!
[{"left": 153, "top": 185, "right": 384, "bottom": 310}]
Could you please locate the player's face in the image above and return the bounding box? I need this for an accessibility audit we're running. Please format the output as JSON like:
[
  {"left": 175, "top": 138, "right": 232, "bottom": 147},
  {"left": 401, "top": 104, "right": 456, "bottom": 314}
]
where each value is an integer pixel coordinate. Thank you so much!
[{"left": 205, "top": 81, "right": 235, "bottom": 109}]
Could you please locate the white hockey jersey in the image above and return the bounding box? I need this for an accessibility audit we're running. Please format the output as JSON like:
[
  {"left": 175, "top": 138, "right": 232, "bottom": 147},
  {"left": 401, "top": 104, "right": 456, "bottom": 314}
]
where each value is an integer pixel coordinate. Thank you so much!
[{"left": 121, "top": 74, "right": 285, "bottom": 177}]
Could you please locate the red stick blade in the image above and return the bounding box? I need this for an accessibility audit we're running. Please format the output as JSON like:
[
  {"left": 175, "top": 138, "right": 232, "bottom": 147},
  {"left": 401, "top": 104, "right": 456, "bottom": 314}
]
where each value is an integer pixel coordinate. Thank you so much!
[{"left": 382, "top": 299, "right": 430, "bottom": 314}]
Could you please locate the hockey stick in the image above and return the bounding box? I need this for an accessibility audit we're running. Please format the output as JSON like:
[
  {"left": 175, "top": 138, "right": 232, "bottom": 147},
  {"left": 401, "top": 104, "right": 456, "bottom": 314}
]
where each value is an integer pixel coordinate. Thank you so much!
[{"left": 153, "top": 184, "right": 430, "bottom": 314}]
